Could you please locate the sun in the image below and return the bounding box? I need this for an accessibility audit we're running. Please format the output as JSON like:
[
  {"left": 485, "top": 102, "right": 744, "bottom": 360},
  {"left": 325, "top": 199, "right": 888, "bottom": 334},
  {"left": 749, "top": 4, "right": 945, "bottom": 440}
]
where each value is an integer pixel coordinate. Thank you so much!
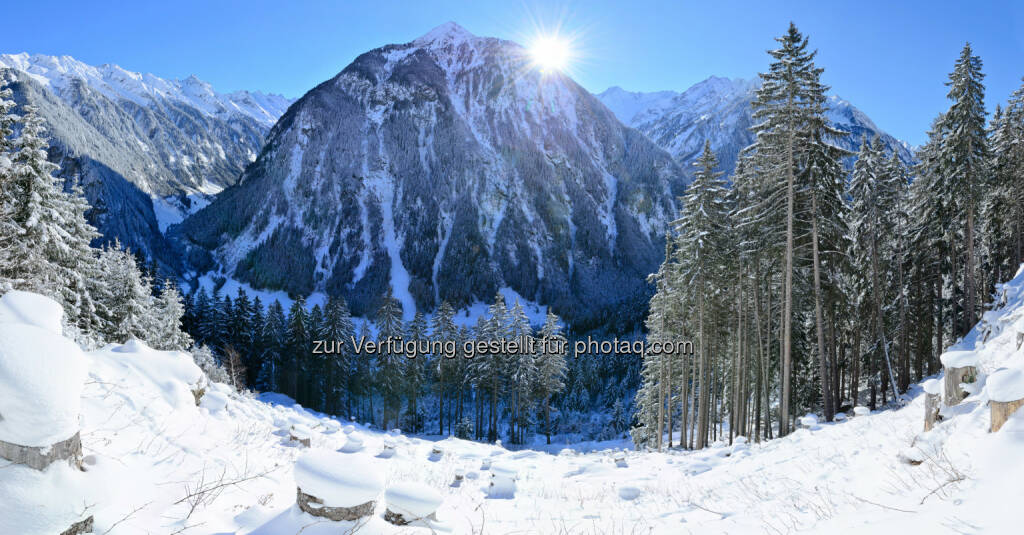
[{"left": 529, "top": 35, "right": 572, "bottom": 73}]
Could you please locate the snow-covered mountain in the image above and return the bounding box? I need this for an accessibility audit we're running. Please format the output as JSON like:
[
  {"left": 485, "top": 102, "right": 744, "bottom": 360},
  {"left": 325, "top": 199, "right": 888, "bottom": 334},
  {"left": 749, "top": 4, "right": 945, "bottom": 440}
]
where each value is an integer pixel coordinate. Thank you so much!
[
  {"left": 0, "top": 53, "right": 294, "bottom": 271},
  {"left": 174, "top": 22, "right": 686, "bottom": 329},
  {"left": 596, "top": 76, "right": 915, "bottom": 177}
]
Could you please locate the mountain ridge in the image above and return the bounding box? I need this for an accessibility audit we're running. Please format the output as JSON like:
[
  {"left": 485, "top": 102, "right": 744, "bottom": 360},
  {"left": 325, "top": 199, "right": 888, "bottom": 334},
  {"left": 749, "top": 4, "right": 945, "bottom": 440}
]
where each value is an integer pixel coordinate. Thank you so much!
[
  {"left": 596, "top": 77, "right": 915, "bottom": 176},
  {"left": 0, "top": 53, "right": 295, "bottom": 271},
  {"left": 174, "top": 22, "right": 686, "bottom": 331}
]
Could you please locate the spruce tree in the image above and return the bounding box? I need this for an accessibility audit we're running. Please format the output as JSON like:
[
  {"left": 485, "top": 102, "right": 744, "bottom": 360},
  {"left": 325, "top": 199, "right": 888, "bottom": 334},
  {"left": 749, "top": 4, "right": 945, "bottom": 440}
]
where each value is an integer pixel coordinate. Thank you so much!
[{"left": 941, "top": 43, "right": 988, "bottom": 333}]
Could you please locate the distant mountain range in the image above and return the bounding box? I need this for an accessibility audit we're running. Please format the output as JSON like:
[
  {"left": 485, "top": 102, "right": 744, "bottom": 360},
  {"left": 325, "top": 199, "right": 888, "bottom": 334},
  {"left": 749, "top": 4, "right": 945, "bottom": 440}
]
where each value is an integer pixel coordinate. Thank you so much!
[
  {"left": 1, "top": 28, "right": 916, "bottom": 332},
  {"left": 596, "top": 76, "right": 914, "bottom": 177},
  {"left": 0, "top": 53, "right": 293, "bottom": 271}
]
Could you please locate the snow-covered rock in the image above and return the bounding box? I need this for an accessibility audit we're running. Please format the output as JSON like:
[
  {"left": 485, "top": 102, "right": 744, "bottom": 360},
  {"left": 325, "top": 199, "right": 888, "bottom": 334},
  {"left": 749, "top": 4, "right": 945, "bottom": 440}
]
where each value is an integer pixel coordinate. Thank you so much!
[
  {"left": 853, "top": 406, "right": 870, "bottom": 417},
  {"left": 0, "top": 293, "right": 87, "bottom": 447},
  {"left": 293, "top": 450, "right": 384, "bottom": 508}
]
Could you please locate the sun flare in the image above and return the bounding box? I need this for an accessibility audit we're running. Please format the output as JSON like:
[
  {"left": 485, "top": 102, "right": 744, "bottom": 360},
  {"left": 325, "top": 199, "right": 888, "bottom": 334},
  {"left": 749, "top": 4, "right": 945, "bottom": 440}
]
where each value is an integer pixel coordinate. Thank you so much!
[{"left": 529, "top": 35, "right": 572, "bottom": 72}]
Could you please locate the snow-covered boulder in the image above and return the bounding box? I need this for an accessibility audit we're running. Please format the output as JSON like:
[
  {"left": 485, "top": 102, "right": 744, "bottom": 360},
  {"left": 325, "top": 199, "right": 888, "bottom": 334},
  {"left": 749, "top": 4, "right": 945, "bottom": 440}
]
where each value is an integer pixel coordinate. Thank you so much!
[
  {"left": 384, "top": 482, "right": 443, "bottom": 525},
  {"left": 853, "top": 406, "right": 870, "bottom": 417},
  {"left": 0, "top": 293, "right": 87, "bottom": 448},
  {"left": 294, "top": 450, "right": 383, "bottom": 520}
]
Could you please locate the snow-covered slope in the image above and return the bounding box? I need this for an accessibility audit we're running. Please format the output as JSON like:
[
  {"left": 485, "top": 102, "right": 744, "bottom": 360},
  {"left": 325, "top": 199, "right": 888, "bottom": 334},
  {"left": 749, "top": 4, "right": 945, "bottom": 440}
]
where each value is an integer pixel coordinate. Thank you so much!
[
  {"left": 0, "top": 54, "right": 294, "bottom": 271},
  {"left": 174, "top": 22, "right": 685, "bottom": 329},
  {"left": 3, "top": 274, "right": 1024, "bottom": 533},
  {"left": 596, "top": 77, "right": 915, "bottom": 177}
]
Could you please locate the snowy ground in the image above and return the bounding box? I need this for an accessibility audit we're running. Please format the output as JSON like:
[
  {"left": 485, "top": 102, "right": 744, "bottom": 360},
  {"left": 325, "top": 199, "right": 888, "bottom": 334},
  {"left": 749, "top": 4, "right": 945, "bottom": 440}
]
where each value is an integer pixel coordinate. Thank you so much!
[{"left": 4, "top": 268, "right": 1024, "bottom": 533}]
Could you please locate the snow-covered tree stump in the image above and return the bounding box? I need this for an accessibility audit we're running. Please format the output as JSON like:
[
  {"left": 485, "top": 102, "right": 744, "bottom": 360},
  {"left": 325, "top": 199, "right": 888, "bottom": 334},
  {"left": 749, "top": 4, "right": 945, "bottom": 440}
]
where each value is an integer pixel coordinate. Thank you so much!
[
  {"left": 487, "top": 463, "right": 517, "bottom": 499},
  {"left": 613, "top": 452, "right": 628, "bottom": 468},
  {"left": 293, "top": 450, "right": 383, "bottom": 521},
  {"left": 59, "top": 516, "right": 94, "bottom": 535},
  {"left": 922, "top": 379, "right": 942, "bottom": 431},
  {"left": 290, "top": 425, "right": 312, "bottom": 447},
  {"left": 988, "top": 368, "right": 1024, "bottom": 432},
  {"left": 0, "top": 292, "right": 93, "bottom": 533},
  {"left": 296, "top": 488, "right": 376, "bottom": 521},
  {"left": 339, "top": 433, "right": 364, "bottom": 453},
  {"left": 451, "top": 468, "right": 465, "bottom": 487},
  {"left": 384, "top": 482, "right": 443, "bottom": 525},
  {"left": 0, "top": 431, "right": 83, "bottom": 471},
  {"left": 940, "top": 351, "right": 979, "bottom": 406}
]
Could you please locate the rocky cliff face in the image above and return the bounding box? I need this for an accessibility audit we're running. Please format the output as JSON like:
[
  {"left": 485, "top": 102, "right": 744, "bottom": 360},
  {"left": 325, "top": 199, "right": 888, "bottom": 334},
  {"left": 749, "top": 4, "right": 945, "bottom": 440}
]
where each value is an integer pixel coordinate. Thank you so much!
[
  {"left": 175, "top": 23, "right": 686, "bottom": 331},
  {"left": 0, "top": 54, "right": 292, "bottom": 271}
]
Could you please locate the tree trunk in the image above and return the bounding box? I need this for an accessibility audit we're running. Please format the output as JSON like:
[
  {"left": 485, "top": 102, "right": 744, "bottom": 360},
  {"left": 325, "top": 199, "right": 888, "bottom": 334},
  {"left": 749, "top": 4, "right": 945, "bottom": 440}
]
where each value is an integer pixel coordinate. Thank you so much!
[{"left": 810, "top": 194, "right": 834, "bottom": 421}]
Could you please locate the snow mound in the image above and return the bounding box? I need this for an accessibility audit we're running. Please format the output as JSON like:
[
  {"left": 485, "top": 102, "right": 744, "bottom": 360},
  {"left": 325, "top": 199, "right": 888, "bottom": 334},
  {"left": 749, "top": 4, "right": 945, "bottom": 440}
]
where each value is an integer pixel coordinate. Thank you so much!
[
  {"left": 200, "top": 390, "right": 229, "bottom": 412},
  {"left": 922, "top": 378, "right": 942, "bottom": 395},
  {"left": 0, "top": 290, "right": 65, "bottom": 335},
  {"left": 941, "top": 350, "right": 980, "bottom": 368},
  {"left": 385, "top": 482, "right": 443, "bottom": 520},
  {"left": 293, "top": 450, "right": 384, "bottom": 508},
  {"left": 618, "top": 486, "right": 642, "bottom": 500},
  {"left": 0, "top": 294, "right": 87, "bottom": 446},
  {"left": 0, "top": 461, "right": 92, "bottom": 534},
  {"left": 987, "top": 367, "right": 1024, "bottom": 402},
  {"left": 93, "top": 341, "right": 202, "bottom": 411},
  {"left": 853, "top": 406, "right": 870, "bottom": 416}
]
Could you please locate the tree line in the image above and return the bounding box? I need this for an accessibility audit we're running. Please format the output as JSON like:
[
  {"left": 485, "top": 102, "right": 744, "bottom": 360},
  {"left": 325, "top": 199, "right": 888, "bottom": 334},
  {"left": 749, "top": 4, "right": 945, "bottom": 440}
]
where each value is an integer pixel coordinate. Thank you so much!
[
  {"left": 180, "top": 284, "right": 583, "bottom": 444},
  {"left": 634, "top": 24, "right": 1024, "bottom": 450}
]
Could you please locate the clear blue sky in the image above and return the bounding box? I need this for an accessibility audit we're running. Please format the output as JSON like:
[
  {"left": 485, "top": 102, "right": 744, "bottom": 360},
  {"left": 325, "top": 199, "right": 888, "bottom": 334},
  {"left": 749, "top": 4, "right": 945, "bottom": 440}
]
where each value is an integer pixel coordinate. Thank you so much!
[{"left": 2, "top": 0, "right": 1022, "bottom": 145}]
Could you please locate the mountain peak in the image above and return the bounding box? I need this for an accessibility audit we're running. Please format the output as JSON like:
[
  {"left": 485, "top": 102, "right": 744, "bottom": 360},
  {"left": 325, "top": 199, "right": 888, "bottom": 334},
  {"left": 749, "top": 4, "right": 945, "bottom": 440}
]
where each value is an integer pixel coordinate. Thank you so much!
[{"left": 414, "top": 21, "right": 476, "bottom": 46}]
